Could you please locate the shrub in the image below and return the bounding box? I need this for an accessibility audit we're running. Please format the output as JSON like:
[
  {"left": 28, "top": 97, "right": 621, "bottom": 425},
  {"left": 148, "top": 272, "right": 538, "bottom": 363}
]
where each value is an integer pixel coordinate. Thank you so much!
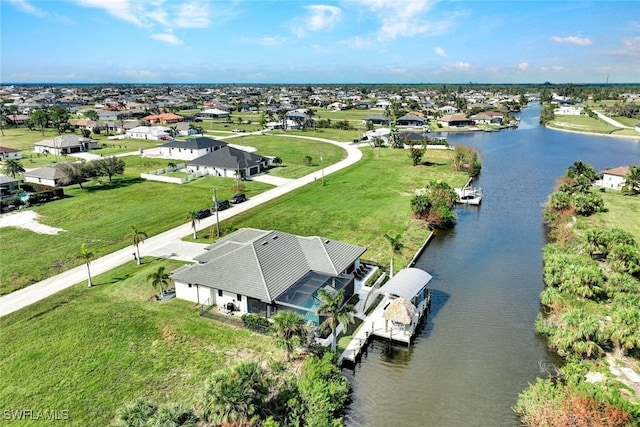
[{"left": 241, "top": 313, "right": 271, "bottom": 333}]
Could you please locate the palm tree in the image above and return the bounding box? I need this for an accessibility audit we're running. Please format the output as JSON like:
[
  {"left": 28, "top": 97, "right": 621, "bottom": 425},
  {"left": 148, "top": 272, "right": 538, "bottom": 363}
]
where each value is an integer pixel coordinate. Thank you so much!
[
  {"left": 624, "top": 166, "right": 640, "bottom": 195},
  {"left": 271, "top": 311, "right": 308, "bottom": 362},
  {"left": 130, "top": 225, "right": 147, "bottom": 266},
  {"left": 316, "top": 288, "right": 356, "bottom": 353},
  {"left": 3, "top": 159, "right": 25, "bottom": 179},
  {"left": 147, "top": 266, "right": 170, "bottom": 297},
  {"left": 114, "top": 398, "right": 157, "bottom": 427},
  {"left": 78, "top": 243, "right": 95, "bottom": 287},
  {"left": 607, "top": 305, "right": 640, "bottom": 358},
  {"left": 202, "top": 361, "right": 270, "bottom": 425},
  {"left": 187, "top": 210, "right": 200, "bottom": 239},
  {"left": 146, "top": 403, "right": 197, "bottom": 427},
  {"left": 384, "top": 233, "right": 404, "bottom": 278}
]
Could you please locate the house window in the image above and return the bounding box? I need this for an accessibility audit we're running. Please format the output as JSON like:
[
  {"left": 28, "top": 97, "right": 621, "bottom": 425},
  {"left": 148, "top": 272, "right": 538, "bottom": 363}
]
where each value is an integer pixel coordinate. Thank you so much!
[
  {"left": 218, "top": 289, "right": 223, "bottom": 297},
  {"left": 237, "top": 294, "right": 242, "bottom": 302}
]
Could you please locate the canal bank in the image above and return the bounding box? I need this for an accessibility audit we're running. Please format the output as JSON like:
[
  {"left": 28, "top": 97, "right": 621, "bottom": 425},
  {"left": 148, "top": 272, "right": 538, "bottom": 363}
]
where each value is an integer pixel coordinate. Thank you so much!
[{"left": 344, "top": 103, "right": 640, "bottom": 427}]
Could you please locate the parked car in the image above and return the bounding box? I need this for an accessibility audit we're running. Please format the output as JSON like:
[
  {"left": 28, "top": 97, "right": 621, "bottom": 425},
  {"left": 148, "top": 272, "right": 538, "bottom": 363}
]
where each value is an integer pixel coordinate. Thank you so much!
[
  {"left": 230, "top": 193, "right": 247, "bottom": 204},
  {"left": 194, "top": 208, "right": 211, "bottom": 219},
  {"left": 213, "top": 200, "right": 231, "bottom": 211}
]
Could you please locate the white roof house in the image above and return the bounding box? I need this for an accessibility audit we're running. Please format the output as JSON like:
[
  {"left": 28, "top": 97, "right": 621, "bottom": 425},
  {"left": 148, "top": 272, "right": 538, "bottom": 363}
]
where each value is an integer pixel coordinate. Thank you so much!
[{"left": 126, "top": 126, "right": 172, "bottom": 140}]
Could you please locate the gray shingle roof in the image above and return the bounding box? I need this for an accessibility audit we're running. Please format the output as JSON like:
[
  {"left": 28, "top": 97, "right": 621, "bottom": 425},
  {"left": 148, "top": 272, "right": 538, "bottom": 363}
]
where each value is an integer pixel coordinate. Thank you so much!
[
  {"left": 188, "top": 146, "right": 265, "bottom": 170},
  {"left": 161, "top": 136, "right": 227, "bottom": 150},
  {"left": 23, "top": 165, "right": 65, "bottom": 180},
  {"left": 172, "top": 228, "right": 367, "bottom": 302}
]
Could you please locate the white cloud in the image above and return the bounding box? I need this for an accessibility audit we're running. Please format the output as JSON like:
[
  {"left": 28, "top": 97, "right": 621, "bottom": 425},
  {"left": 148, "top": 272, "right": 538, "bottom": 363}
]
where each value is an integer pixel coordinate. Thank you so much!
[
  {"left": 119, "top": 69, "right": 158, "bottom": 78},
  {"left": 517, "top": 62, "right": 529, "bottom": 70},
  {"left": 435, "top": 47, "right": 447, "bottom": 57},
  {"left": 539, "top": 66, "right": 566, "bottom": 72},
  {"left": 151, "top": 33, "right": 182, "bottom": 46},
  {"left": 257, "top": 37, "right": 289, "bottom": 48},
  {"left": 617, "top": 36, "right": 640, "bottom": 56},
  {"left": 341, "top": 36, "right": 372, "bottom": 50},
  {"left": 7, "top": 0, "right": 48, "bottom": 17},
  {"left": 73, "top": 0, "right": 210, "bottom": 29},
  {"left": 292, "top": 4, "right": 342, "bottom": 37},
  {"left": 551, "top": 36, "right": 592, "bottom": 46},
  {"left": 354, "top": 0, "right": 453, "bottom": 41},
  {"left": 443, "top": 62, "right": 470, "bottom": 71}
]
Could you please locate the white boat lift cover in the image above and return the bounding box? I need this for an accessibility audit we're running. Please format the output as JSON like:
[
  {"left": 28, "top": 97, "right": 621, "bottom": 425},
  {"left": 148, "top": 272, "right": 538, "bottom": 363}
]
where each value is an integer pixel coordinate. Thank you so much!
[{"left": 376, "top": 268, "right": 433, "bottom": 300}]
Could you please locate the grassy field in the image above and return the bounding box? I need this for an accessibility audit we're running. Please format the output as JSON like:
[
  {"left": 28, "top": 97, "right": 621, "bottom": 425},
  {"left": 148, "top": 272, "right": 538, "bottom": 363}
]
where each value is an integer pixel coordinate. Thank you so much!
[
  {"left": 200, "top": 147, "right": 469, "bottom": 270},
  {"left": 0, "top": 157, "right": 274, "bottom": 295},
  {"left": 0, "top": 258, "right": 282, "bottom": 426},
  {"left": 580, "top": 190, "right": 640, "bottom": 242},
  {"left": 229, "top": 134, "right": 347, "bottom": 178},
  {"left": 548, "top": 112, "right": 640, "bottom": 137}
]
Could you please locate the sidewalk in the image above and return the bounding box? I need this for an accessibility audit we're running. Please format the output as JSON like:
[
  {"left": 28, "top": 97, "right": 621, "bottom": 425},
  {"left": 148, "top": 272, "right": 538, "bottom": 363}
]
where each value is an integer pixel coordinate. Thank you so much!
[{"left": 0, "top": 138, "right": 362, "bottom": 317}]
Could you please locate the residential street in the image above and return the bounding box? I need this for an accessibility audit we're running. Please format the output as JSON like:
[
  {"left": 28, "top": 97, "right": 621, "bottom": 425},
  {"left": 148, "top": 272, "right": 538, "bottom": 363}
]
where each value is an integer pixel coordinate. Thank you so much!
[{"left": 0, "top": 137, "right": 362, "bottom": 317}]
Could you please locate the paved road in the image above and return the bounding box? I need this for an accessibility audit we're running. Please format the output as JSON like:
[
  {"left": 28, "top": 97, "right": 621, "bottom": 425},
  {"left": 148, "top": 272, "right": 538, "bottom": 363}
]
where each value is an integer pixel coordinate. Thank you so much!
[
  {"left": 0, "top": 137, "right": 362, "bottom": 317},
  {"left": 593, "top": 111, "right": 631, "bottom": 128}
]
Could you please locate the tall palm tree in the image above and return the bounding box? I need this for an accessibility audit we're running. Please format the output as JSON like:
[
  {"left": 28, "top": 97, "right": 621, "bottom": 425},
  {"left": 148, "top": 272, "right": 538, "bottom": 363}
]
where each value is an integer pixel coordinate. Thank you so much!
[
  {"left": 316, "top": 288, "right": 356, "bottom": 353},
  {"left": 187, "top": 210, "right": 199, "bottom": 239},
  {"left": 3, "top": 159, "right": 25, "bottom": 179},
  {"left": 130, "top": 225, "right": 147, "bottom": 266},
  {"left": 78, "top": 243, "right": 95, "bottom": 287},
  {"left": 624, "top": 166, "right": 640, "bottom": 195},
  {"left": 384, "top": 233, "right": 404, "bottom": 278},
  {"left": 147, "top": 266, "right": 170, "bottom": 297},
  {"left": 271, "top": 311, "right": 308, "bottom": 362}
]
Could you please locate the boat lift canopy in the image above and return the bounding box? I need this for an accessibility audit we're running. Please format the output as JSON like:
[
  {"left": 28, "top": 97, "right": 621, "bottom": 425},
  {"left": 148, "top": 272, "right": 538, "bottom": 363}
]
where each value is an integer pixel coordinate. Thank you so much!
[{"left": 376, "top": 268, "right": 433, "bottom": 301}]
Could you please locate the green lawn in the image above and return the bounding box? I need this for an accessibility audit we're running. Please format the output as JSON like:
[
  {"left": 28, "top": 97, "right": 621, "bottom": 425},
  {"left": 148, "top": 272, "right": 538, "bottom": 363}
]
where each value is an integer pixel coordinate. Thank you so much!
[
  {"left": 581, "top": 190, "right": 640, "bottom": 242},
  {"left": 229, "top": 134, "right": 347, "bottom": 178},
  {"left": 548, "top": 114, "right": 619, "bottom": 134},
  {"left": 0, "top": 258, "right": 282, "bottom": 426},
  {"left": 201, "top": 147, "right": 469, "bottom": 270},
  {"left": 0, "top": 157, "right": 274, "bottom": 295}
]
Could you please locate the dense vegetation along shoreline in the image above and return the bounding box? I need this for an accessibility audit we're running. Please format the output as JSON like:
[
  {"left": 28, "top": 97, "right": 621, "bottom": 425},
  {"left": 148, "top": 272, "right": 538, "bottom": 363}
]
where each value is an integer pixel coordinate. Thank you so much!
[{"left": 515, "top": 161, "right": 640, "bottom": 426}]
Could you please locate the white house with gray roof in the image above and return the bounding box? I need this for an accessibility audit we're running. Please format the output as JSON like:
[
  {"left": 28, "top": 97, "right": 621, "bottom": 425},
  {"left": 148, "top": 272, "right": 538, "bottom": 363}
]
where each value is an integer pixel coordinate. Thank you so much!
[
  {"left": 171, "top": 228, "right": 367, "bottom": 324},
  {"left": 159, "top": 137, "right": 227, "bottom": 161},
  {"left": 186, "top": 145, "right": 269, "bottom": 178}
]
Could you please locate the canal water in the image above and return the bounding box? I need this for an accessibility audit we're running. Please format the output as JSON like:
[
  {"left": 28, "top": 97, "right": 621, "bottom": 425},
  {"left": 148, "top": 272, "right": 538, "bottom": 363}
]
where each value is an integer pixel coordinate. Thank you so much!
[{"left": 344, "top": 104, "right": 640, "bottom": 426}]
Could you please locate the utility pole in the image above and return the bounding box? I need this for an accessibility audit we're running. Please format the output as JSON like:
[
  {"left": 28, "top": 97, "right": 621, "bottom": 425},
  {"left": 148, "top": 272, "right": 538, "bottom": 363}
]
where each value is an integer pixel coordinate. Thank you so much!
[
  {"left": 320, "top": 152, "right": 325, "bottom": 186},
  {"left": 212, "top": 187, "right": 220, "bottom": 238}
]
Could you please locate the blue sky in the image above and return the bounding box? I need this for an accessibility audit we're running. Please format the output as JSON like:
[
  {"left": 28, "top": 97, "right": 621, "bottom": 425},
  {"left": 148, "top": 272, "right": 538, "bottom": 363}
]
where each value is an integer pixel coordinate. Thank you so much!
[{"left": 1, "top": 0, "right": 639, "bottom": 84}]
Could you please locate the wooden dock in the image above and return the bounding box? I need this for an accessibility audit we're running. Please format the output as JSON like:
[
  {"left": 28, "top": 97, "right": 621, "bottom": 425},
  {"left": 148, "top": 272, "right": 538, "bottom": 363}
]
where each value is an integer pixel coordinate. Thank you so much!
[{"left": 339, "top": 291, "right": 431, "bottom": 364}]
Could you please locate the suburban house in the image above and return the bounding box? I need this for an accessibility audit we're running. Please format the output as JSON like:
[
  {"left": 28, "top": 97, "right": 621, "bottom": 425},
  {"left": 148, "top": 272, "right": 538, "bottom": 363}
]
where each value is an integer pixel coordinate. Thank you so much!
[
  {"left": 0, "top": 146, "right": 22, "bottom": 160},
  {"left": 396, "top": 114, "right": 427, "bottom": 127},
  {"left": 175, "top": 122, "right": 200, "bottom": 137},
  {"left": 554, "top": 105, "right": 583, "bottom": 115},
  {"left": 34, "top": 135, "right": 100, "bottom": 156},
  {"left": 197, "top": 108, "right": 230, "bottom": 119},
  {"left": 126, "top": 126, "right": 172, "bottom": 140},
  {"left": 600, "top": 166, "right": 631, "bottom": 190},
  {"left": 159, "top": 137, "right": 227, "bottom": 161},
  {"left": 0, "top": 175, "right": 21, "bottom": 194},
  {"left": 186, "top": 145, "right": 269, "bottom": 178},
  {"left": 23, "top": 165, "right": 66, "bottom": 187},
  {"left": 362, "top": 115, "right": 390, "bottom": 126},
  {"left": 143, "top": 113, "right": 184, "bottom": 124},
  {"left": 171, "top": 228, "right": 367, "bottom": 325},
  {"left": 469, "top": 111, "right": 504, "bottom": 125},
  {"left": 97, "top": 110, "right": 127, "bottom": 121},
  {"left": 438, "top": 114, "right": 475, "bottom": 127},
  {"left": 398, "top": 130, "right": 426, "bottom": 146}
]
